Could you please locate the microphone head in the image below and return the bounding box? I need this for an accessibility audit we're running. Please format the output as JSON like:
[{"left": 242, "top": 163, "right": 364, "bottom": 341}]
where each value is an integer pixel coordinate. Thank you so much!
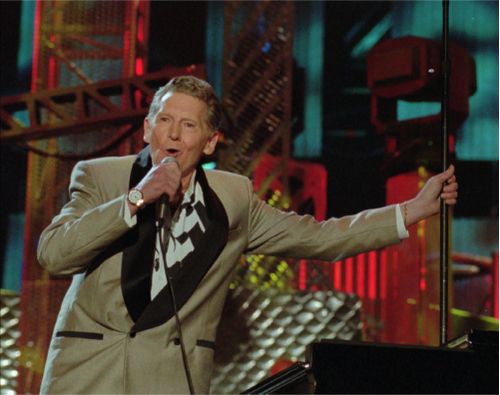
[{"left": 160, "top": 156, "right": 177, "bottom": 165}]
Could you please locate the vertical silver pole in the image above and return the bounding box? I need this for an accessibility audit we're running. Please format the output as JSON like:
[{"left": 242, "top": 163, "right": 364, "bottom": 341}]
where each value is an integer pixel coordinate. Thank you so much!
[{"left": 439, "top": 0, "right": 450, "bottom": 346}]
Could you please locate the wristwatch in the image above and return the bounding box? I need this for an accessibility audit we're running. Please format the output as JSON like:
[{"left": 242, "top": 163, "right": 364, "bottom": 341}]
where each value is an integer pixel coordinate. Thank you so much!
[{"left": 127, "top": 188, "right": 145, "bottom": 208}]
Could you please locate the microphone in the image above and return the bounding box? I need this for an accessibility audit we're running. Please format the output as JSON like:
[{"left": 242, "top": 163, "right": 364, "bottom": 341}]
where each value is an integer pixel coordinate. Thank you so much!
[
  {"left": 156, "top": 155, "right": 195, "bottom": 394},
  {"left": 158, "top": 156, "right": 177, "bottom": 226}
]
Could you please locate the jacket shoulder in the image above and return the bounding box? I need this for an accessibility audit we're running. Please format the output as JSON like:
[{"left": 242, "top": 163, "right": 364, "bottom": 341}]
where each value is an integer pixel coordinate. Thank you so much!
[
  {"left": 205, "top": 169, "right": 249, "bottom": 183},
  {"left": 68, "top": 155, "right": 137, "bottom": 197},
  {"left": 204, "top": 169, "right": 253, "bottom": 203},
  {"left": 77, "top": 155, "right": 136, "bottom": 169},
  {"left": 71, "top": 155, "right": 136, "bottom": 181}
]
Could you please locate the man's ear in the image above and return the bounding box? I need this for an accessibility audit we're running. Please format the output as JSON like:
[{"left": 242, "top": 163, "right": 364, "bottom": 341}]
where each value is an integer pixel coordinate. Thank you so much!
[
  {"left": 203, "top": 131, "right": 219, "bottom": 156},
  {"left": 143, "top": 118, "right": 151, "bottom": 143}
]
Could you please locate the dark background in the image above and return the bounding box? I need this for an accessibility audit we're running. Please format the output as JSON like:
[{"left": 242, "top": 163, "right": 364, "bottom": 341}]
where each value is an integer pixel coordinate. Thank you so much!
[{"left": 0, "top": 1, "right": 497, "bottom": 287}]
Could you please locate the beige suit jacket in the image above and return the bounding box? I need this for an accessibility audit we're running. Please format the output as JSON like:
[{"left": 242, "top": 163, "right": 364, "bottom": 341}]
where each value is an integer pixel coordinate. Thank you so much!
[{"left": 38, "top": 149, "right": 400, "bottom": 394}]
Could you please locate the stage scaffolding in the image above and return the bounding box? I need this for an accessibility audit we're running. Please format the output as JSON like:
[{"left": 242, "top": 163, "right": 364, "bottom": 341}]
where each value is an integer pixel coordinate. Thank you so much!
[
  {"left": 1, "top": 1, "right": 496, "bottom": 393},
  {"left": 16, "top": 2, "right": 149, "bottom": 392}
]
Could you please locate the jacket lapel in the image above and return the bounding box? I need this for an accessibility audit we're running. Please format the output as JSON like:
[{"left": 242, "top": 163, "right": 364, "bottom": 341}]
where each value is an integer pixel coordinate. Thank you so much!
[
  {"left": 131, "top": 165, "right": 229, "bottom": 333},
  {"left": 121, "top": 147, "right": 156, "bottom": 322}
]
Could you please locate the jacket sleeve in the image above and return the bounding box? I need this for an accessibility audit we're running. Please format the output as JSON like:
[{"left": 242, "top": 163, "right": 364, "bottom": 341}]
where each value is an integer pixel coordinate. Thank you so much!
[
  {"left": 37, "top": 160, "right": 132, "bottom": 275},
  {"left": 245, "top": 181, "right": 401, "bottom": 261}
]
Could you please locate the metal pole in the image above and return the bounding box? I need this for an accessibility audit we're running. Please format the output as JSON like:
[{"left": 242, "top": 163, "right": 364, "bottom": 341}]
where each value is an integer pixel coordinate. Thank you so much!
[{"left": 439, "top": 0, "right": 450, "bottom": 346}]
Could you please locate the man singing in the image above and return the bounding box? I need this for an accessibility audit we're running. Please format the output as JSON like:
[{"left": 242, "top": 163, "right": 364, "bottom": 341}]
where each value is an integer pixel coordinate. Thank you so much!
[{"left": 38, "top": 76, "right": 458, "bottom": 394}]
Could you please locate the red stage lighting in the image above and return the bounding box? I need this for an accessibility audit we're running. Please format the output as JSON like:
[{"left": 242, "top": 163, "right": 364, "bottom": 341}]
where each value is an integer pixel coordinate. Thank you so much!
[{"left": 367, "top": 36, "right": 476, "bottom": 136}]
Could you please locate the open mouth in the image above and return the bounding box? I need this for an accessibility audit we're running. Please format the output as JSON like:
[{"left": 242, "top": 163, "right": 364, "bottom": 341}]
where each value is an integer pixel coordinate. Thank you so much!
[{"left": 166, "top": 148, "right": 180, "bottom": 156}]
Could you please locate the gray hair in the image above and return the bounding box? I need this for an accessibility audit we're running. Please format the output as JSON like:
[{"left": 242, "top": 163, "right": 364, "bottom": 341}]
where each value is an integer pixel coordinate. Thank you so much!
[{"left": 147, "top": 75, "right": 221, "bottom": 132}]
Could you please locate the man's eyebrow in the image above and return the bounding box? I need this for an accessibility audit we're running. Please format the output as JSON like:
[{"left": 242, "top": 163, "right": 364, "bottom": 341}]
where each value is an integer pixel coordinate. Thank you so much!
[{"left": 156, "top": 112, "right": 198, "bottom": 123}]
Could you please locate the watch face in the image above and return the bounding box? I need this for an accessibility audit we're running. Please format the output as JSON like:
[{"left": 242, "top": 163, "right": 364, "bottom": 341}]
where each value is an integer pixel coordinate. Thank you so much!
[{"left": 128, "top": 189, "right": 144, "bottom": 206}]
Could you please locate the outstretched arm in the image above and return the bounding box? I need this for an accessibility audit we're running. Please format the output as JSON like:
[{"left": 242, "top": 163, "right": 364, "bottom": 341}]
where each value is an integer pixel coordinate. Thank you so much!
[{"left": 403, "top": 165, "right": 458, "bottom": 227}]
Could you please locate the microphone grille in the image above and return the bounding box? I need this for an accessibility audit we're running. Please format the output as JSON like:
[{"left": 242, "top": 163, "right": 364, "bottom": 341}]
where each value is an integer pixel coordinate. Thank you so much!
[{"left": 160, "top": 156, "right": 177, "bottom": 165}]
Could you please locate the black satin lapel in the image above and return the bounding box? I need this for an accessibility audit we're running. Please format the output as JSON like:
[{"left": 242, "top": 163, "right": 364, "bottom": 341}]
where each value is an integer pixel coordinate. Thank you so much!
[
  {"left": 121, "top": 146, "right": 156, "bottom": 322},
  {"left": 199, "top": 169, "right": 230, "bottom": 227},
  {"left": 131, "top": 167, "right": 229, "bottom": 332},
  {"left": 132, "top": 219, "right": 227, "bottom": 332}
]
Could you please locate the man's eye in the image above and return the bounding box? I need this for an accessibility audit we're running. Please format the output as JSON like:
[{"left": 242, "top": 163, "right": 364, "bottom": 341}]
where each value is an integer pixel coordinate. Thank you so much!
[{"left": 185, "top": 122, "right": 195, "bottom": 128}]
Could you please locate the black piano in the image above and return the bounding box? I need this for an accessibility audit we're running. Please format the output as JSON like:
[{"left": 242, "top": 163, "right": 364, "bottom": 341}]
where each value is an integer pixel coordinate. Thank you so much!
[{"left": 243, "top": 331, "right": 498, "bottom": 394}]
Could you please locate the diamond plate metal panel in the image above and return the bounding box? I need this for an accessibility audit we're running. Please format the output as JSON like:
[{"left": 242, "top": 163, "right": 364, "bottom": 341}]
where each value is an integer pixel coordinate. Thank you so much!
[
  {"left": 0, "top": 290, "right": 21, "bottom": 395},
  {"left": 211, "top": 288, "right": 362, "bottom": 394}
]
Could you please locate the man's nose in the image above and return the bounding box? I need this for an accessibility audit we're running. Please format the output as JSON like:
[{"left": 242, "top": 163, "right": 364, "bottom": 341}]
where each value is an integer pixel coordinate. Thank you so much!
[{"left": 167, "top": 123, "right": 181, "bottom": 140}]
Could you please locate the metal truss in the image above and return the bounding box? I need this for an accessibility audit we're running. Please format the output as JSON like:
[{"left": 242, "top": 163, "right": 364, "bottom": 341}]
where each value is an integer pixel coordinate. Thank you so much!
[
  {"left": 15, "top": 2, "right": 151, "bottom": 393},
  {"left": 219, "top": 1, "right": 294, "bottom": 185},
  {"left": 0, "top": 67, "right": 205, "bottom": 143}
]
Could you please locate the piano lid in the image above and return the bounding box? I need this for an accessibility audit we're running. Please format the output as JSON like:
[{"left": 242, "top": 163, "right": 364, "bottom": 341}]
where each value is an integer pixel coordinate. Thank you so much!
[{"left": 308, "top": 337, "right": 498, "bottom": 394}]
